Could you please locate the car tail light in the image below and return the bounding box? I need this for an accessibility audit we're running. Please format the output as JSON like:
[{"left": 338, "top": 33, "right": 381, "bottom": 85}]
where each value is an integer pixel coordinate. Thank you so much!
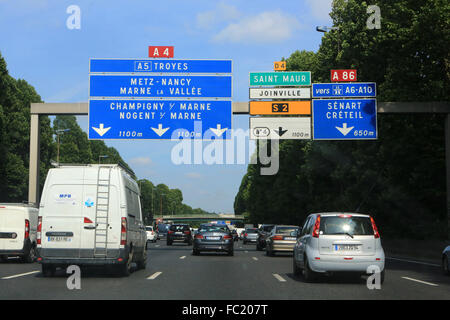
[
  {"left": 223, "top": 234, "right": 232, "bottom": 240},
  {"left": 168, "top": 230, "right": 174, "bottom": 234},
  {"left": 370, "top": 216, "right": 380, "bottom": 238},
  {"left": 121, "top": 217, "right": 127, "bottom": 245},
  {"left": 195, "top": 234, "right": 204, "bottom": 239},
  {"left": 184, "top": 231, "right": 191, "bottom": 235},
  {"left": 37, "top": 216, "right": 42, "bottom": 245},
  {"left": 25, "top": 219, "right": 30, "bottom": 239},
  {"left": 84, "top": 217, "right": 93, "bottom": 224},
  {"left": 244, "top": 233, "right": 248, "bottom": 237},
  {"left": 312, "top": 215, "right": 321, "bottom": 238},
  {"left": 272, "top": 235, "right": 283, "bottom": 240}
]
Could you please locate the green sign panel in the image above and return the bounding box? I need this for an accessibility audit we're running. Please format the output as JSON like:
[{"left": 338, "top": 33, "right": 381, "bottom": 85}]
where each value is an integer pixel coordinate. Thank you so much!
[{"left": 249, "top": 71, "right": 311, "bottom": 86}]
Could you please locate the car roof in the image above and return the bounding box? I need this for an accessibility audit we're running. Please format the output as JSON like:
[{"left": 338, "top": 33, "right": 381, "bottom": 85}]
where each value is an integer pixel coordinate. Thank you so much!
[
  {"left": 310, "top": 212, "right": 370, "bottom": 218},
  {"left": 274, "top": 225, "right": 298, "bottom": 228}
]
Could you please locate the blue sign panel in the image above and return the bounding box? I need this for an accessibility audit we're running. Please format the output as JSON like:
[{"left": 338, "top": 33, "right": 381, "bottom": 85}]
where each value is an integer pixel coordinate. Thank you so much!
[
  {"left": 90, "top": 59, "right": 232, "bottom": 74},
  {"left": 312, "top": 83, "right": 376, "bottom": 98},
  {"left": 88, "top": 99, "right": 232, "bottom": 140},
  {"left": 90, "top": 75, "right": 232, "bottom": 98},
  {"left": 312, "top": 99, "right": 377, "bottom": 140}
]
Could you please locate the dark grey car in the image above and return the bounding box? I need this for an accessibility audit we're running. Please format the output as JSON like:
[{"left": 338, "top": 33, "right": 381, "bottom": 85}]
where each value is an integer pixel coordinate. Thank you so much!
[{"left": 193, "top": 224, "right": 234, "bottom": 256}]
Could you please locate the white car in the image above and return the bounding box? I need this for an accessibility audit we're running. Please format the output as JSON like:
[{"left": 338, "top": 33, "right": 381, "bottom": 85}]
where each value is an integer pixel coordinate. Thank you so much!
[
  {"left": 293, "top": 212, "right": 385, "bottom": 283},
  {"left": 37, "top": 164, "right": 147, "bottom": 277},
  {"left": 145, "top": 226, "right": 156, "bottom": 243},
  {"left": 0, "top": 203, "right": 38, "bottom": 263}
]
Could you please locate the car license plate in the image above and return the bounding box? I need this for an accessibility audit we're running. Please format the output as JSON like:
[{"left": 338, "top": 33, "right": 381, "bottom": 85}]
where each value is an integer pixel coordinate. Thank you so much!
[
  {"left": 48, "top": 236, "right": 72, "bottom": 242},
  {"left": 335, "top": 244, "right": 359, "bottom": 251},
  {"left": 285, "top": 237, "right": 296, "bottom": 241},
  {"left": 175, "top": 232, "right": 183, "bottom": 235},
  {"left": 207, "top": 236, "right": 220, "bottom": 240}
]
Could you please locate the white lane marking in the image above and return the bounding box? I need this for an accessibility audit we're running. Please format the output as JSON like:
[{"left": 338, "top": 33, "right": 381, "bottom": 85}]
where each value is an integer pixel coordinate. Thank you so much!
[
  {"left": 387, "top": 257, "right": 440, "bottom": 267},
  {"left": 147, "top": 272, "right": 162, "bottom": 280},
  {"left": 273, "top": 273, "right": 286, "bottom": 282},
  {"left": 155, "top": 245, "right": 160, "bottom": 247},
  {"left": 252, "top": 257, "right": 258, "bottom": 261},
  {"left": 1, "top": 270, "right": 40, "bottom": 280},
  {"left": 180, "top": 256, "right": 186, "bottom": 259},
  {"left": 245, "top": 250, "right": 248, "bottom": 253},
  {"left": 401, "top": 277, "right": 439, "bottom": 287}
]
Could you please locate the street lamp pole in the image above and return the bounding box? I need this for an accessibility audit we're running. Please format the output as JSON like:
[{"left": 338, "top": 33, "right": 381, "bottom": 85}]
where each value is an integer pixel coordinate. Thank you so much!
[
  {"left": 316, "top": 25, "right": 340, "bottom": 55},
  {"left": 56, "top": 129, "right": 70, "bottom": 164}
]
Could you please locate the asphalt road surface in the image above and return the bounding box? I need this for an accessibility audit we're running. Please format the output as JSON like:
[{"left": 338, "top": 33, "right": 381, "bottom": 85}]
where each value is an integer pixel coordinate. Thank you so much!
[{"left": 0, "top": 241, "right": 449, "bottom": 300}]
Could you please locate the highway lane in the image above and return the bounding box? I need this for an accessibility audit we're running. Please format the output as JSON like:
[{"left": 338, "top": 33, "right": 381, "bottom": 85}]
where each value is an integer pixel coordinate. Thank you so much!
[{"left": 0, "top": 240, "right": 449, "bottom": 299}]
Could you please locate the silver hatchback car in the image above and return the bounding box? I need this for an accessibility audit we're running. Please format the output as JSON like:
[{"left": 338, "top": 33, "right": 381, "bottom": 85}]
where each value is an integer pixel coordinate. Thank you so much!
[{"left": 293, "top": 213, "right": 385, "bottom": 283}]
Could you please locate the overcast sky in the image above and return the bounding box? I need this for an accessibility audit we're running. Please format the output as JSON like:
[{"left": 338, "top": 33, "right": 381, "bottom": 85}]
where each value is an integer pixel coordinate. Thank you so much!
[{"left": 0, "top": 0, "right": 332, "bottom": 213}]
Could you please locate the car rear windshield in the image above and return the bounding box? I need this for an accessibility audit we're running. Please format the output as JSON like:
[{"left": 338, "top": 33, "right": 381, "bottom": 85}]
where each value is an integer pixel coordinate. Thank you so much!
[
  {"left": 319, "top": 216, "right": 374, "bottom": 236},
  {"left": 157, "top": 224, "right": 169, "bottom": 232},
  {"left": 170, "top": 225, "right": 189, "bottom": 232},
  {"left": 275, "top": 227, "right": 298, "bottom": 234},
  {"left": 246, "top": 229, "right": 258, "bottom": 233},
  {"left": 262, "top": 225, "right": 274, "bottom": 232},
  {"left": 199, "top": 225, "right": 228, "bottom": 233},
  {"left": 145, "top": 227, "right": 153, "bottom": 231}
]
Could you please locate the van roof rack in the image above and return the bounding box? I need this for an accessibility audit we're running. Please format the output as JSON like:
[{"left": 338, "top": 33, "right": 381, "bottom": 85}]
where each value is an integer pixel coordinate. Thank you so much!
[{"left": 53, "top": 163, "right": 136, "bottom": 179}]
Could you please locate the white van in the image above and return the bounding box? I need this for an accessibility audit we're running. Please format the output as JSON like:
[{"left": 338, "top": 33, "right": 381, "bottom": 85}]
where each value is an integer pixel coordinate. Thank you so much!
[
  {"left": 0, "top": 203, "right": 38, "bottom": 263},
  {"left": 37, "top": 164, "right": 147, "bottom": 277}
]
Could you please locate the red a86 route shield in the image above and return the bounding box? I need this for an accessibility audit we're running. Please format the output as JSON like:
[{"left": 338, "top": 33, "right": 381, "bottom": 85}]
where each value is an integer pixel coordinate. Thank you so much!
[{"left": 331, "top": 69, "right": 357, "bottom": 82}]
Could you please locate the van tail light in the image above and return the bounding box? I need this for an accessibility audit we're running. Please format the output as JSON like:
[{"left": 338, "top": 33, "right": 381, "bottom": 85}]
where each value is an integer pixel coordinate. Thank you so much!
[
  {"left": 370, "top": 216, "right": 380, "bottom": 239},
  {"left": 195, "top": 234, "right": 204, "bottom": 239},
  {"left": 312, "top": 215, "right": 321, "bottom": 238},
  {"left": 244, "top": 233, "right": 248, "bottom": 237},
  {"left": 223, "top": 234, "right": 232, "bottom": 240},
  {"left": 121, "top": 217, "right": 127, "bottom": 245},
  {"left": 25, "top": 219, "right": 30, "bottom": 239},
  {"left": 37, "top": 217, "right": 42, "bottom": 245},
  {"left": 84, "top": 217, "right": 93, "bottom": 224},
  {"left": 272, "top": 235, "right": 283, "bottom": 240}
]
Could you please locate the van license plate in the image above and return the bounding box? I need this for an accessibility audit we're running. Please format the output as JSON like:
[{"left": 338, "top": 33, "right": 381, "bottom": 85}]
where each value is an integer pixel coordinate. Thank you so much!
[
  {"left": 335, "top": 244, "right": 359, "bottom": 251},
  {"left": 48, "top": 236, "right": 72, "bottom": 242}
]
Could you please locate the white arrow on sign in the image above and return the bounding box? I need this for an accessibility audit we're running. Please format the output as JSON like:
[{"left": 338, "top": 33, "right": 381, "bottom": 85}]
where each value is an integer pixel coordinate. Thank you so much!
[
  {"left": 151, "top": 124, "right": 170, "bottom": 137},
  {"left": 335, "top": 123, "right": 354, "bottom": 136},
  {"left": 210, "top": 124, "right": 228, "bottom": 137},
  {"left": 92, "top": 123, "right": 111, "bottom": 137}
]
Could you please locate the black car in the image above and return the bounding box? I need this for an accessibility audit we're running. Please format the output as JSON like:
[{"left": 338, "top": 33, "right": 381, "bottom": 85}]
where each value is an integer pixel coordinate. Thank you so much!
[
  {"left": 193, "top": 224, "right": 234, "bottom": 256},
  {"left": 256, "top": 224, "right": 275, "bottom": 251},
  {"left": 167, "top": 224, "right": 192, "bottom": 245},
  {"left": 231, "top": 229, "right": 239, "bottom": 242}
]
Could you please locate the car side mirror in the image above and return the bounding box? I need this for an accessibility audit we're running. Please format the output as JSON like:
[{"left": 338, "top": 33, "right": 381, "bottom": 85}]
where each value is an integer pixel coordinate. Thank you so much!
[{"left": 296, "top": 228, "right": 302, "bottom": 238}]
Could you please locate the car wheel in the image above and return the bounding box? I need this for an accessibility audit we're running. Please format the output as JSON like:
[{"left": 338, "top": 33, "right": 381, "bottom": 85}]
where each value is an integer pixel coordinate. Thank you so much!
[
  {"left": 42, "top": 264, "right": 56, "bottom": 277},
  {"left": 0, "top": 255, "right": 8, "bottom": 263},
  {"left": 256, "top": 243, "right": 262, "bottom": 251},
  {"left": 266, "top": 248, "right": 273, "bottom": 257},
  {"left": 119, "top": 248, "right": 133, "bottom": 277},
  {"left": 136, "top": 249, "right": 147, "bottom": 270},
  {"left": 193, "top": 249, "right": 200, "bottom": 256},
  {"left": 442, "top": 255, "right": 449, "bottom": 275},
  {"left": 22, "top": 245, "right": 37, "bottom": 263},
  {"left": 293, "top": 257, "right": 301, "bottom": 277},
  {"left": 380, "top": 270, "right": 385, "bottom": 284},
  {"left": 167, "top": 241, "right": 172, "bottom": 246},
  {"left": 303, "top": 257, "right": 317, "bottom": 282},
  {"left": 228, "top": 249, "right": 234, "bottom": 256}
]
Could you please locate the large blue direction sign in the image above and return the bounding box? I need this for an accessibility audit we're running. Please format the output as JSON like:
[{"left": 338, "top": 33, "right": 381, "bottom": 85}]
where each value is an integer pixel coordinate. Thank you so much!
[
  {"left": 312, "top": 82, "right": 376, "bottom": 98},
  {"left": 88, "top": 99, "right": 232, "bottom": 140},
  {"left": 313, "top": 99, "right": 377, "bottom": 140},
  {"left": 89, "top": 75, "right": 232, "bottom": 98},
  {"left": 90, "top": 59, "right": 232, "bottom": 74}
]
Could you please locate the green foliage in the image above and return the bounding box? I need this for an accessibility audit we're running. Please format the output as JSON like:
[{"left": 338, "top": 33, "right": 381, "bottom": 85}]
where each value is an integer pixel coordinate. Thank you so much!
[{"left": 235, "top": 0, "right": 449, "bottom": 239}]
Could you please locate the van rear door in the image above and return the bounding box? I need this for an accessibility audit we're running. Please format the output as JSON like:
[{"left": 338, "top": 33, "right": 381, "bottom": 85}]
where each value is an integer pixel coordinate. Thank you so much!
[
  {"left": 0, "top": 207, "right": 24, "bottom": 251},
  {"left": 41, "top": 185, "right": 83, "bottom": 258}
]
